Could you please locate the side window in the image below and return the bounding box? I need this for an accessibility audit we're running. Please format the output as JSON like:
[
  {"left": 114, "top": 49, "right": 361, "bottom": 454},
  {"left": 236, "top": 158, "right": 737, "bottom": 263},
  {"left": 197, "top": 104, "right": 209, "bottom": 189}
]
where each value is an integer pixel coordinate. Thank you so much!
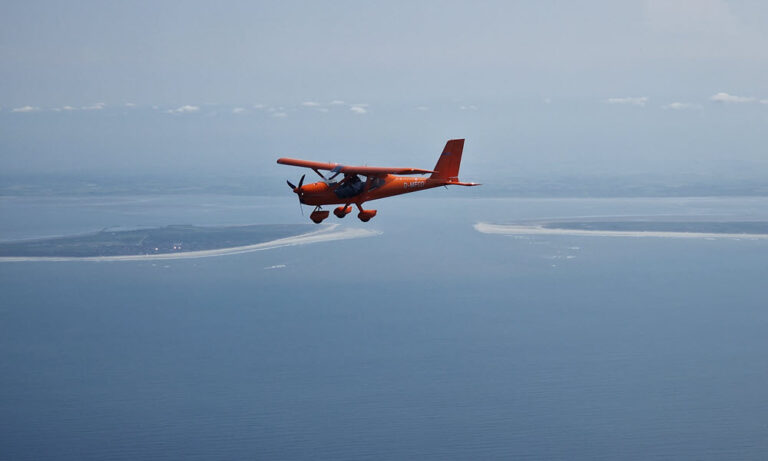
[{"left": 370, "top": 177, "right": 385, "bottom": 190}]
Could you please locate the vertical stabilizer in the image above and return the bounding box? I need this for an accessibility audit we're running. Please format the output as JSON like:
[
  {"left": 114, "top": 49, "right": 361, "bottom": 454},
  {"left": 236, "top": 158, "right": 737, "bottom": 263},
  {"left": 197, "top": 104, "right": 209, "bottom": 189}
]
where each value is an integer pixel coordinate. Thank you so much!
[{"left": 431, "top": 139, "right": 465, "bottom": 181}]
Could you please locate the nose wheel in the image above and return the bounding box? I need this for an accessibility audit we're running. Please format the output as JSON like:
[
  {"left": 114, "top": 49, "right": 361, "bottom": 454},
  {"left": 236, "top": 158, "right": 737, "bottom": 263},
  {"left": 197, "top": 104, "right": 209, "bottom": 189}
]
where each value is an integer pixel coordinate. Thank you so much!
[{"left": 310, "top": 206, "right": 330, "bottom": 224}]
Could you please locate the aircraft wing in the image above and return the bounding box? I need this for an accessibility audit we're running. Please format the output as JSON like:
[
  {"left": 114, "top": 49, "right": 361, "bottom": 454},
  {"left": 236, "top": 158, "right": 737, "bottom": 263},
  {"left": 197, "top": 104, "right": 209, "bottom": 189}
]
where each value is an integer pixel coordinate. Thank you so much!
[{"left": 277, "top": 158, "right": 435, "bottom": 176}]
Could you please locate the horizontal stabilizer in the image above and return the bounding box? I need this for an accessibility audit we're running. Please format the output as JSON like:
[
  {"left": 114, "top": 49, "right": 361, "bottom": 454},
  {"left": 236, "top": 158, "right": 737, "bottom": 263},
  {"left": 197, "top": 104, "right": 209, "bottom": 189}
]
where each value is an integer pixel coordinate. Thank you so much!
[{"left": 447, "top": 181, "right": 481, "bottom": 186}]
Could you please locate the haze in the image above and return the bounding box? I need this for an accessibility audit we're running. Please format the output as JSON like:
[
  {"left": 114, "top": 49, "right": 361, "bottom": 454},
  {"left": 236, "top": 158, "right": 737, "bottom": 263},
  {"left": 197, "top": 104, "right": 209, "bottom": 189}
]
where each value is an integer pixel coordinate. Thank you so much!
[{"left": 2, "top": 0, "right": 768, "bottom": 182}]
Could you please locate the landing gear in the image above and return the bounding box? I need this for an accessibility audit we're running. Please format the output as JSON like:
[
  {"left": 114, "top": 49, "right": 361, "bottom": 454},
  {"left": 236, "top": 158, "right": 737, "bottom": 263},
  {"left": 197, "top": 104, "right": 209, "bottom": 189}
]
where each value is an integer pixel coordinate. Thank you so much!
[
  {"left": 358, "top": 210, "right": 377, "bottom": 222},
  {"left": 309, "top": 206, "right": 330, "bottom": 224},
  {"left": 355, "top": 203, "right": 377, "bottom": 222},
  {"left": 334, "top": 205, "right": 353, "bottom": 218},
  {"left": 311, "top": 204, "right": 375, "bottom": 223}
]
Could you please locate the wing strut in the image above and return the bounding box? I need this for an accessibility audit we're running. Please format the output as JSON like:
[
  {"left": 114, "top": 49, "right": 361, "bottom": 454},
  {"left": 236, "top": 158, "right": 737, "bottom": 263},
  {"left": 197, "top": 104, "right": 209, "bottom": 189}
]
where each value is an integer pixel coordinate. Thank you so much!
[{"left": 312, "top": 168, "right": 327, "bottom": 180}]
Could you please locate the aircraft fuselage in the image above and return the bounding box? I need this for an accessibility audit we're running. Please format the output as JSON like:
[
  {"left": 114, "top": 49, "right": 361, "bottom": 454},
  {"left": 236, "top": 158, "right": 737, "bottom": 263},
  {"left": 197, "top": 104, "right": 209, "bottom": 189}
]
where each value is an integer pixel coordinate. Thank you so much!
[{"left": 296, "top": 174, "right": 445, "bottom": 206}]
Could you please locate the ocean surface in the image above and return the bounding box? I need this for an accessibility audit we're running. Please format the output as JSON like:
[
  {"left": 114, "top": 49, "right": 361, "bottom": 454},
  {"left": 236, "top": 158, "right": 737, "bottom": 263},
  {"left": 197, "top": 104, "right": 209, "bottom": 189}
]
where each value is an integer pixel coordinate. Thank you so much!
[{"left": 2, "top": 194, "right": 768, "bottom": 460}]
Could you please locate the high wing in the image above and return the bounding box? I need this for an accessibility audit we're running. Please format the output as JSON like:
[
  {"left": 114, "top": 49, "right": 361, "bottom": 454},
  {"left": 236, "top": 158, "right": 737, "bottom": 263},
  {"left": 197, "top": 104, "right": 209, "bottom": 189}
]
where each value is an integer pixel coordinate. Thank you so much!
[{"left": 276, "top": 158, "right": 435, "bottom": 176}]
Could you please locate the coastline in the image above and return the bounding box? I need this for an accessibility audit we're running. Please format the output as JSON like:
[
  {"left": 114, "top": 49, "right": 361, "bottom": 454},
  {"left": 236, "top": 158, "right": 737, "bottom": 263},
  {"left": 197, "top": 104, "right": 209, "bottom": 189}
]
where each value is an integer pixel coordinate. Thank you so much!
[
  {"left": 474, "top": 222, "right": 768, "bottom": 240},
  {"left": 0, "top": 224, "right": 381, "bottom": 262}
]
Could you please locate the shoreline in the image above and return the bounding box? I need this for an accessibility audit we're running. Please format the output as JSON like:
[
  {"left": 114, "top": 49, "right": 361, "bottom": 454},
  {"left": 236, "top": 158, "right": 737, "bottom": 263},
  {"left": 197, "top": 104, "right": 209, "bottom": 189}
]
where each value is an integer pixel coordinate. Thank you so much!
[
  {"left": 474, "top": 222, "right": 768, "bottom": 240},
  {"left": 0, "top": 224, "right": 381, "bottom": 262}
]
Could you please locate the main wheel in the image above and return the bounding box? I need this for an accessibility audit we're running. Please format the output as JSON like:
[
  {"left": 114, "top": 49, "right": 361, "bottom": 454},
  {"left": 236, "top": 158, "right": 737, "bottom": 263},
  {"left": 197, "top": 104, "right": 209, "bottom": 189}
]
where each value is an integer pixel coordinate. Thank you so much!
[
  {"left": 357, "top": 210, "right": 377, "bottom": 222},
  {"left": 334, "top": 206, "right": 352, "bottom": 218}
]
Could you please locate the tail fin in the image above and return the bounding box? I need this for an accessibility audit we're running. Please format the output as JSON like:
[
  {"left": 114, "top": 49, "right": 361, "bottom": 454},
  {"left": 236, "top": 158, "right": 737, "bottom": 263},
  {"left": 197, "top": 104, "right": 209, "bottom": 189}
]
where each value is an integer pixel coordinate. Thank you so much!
[{"left": 430, "top": 139, "right": 465, "bottom": 181}]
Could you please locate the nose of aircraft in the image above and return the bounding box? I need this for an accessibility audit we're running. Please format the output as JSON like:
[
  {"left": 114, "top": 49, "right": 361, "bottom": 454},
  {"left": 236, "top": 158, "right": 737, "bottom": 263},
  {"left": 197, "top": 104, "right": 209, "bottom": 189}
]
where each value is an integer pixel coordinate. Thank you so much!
[{"left": 286, "top": 174, "right": 306, "bottom": 193}]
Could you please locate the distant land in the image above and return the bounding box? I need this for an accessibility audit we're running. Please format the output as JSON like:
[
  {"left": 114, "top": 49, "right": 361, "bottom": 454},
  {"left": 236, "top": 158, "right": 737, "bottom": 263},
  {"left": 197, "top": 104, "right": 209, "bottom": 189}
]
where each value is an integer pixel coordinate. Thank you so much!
[
  {"left": 475, "top": 220, "right": 768, "bottom": 239},
  {"left": 542, "top": 221, "right": 768, "bottom": 234},
  {"left": 0, "top": 224, "right": 317, "bottom": 258}
]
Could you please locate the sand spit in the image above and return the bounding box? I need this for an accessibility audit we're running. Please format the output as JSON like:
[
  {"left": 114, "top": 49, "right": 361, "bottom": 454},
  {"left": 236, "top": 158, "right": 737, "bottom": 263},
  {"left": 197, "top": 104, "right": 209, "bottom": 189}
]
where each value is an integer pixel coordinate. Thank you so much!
[
  {"left": 474, "top": 222, "right": 768, "bottom": 240},
  {"left": 0, "top": 224, "right": 381, "bottom": 262}
]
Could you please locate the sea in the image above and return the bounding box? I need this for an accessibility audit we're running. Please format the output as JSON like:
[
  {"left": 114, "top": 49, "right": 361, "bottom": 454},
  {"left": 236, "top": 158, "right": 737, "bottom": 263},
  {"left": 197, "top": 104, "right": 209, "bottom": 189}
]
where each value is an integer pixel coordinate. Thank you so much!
[{"left": 1, "top": 193, "right": 768, "bottom": 460}]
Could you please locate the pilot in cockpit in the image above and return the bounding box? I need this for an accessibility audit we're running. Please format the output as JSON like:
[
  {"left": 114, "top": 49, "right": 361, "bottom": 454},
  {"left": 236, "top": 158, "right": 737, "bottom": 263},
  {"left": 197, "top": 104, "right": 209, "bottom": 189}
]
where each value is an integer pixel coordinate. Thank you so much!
[{"left": 334, "top": 174, "right": 365, "bottom": 198}]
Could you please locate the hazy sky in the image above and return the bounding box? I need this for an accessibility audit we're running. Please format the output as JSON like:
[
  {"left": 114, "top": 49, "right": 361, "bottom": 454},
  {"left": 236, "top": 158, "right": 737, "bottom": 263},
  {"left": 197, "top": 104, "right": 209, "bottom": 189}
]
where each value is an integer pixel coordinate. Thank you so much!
[{"left": 1, "top": 0, "right": 767, "bottom": 180}]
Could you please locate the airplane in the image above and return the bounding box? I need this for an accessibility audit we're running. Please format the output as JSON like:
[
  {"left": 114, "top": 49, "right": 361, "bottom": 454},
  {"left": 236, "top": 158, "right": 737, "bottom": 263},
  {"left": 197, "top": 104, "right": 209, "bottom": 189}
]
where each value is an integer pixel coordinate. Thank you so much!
[{"left": 277, "top": 139, "right": 479, "bottom": 223}]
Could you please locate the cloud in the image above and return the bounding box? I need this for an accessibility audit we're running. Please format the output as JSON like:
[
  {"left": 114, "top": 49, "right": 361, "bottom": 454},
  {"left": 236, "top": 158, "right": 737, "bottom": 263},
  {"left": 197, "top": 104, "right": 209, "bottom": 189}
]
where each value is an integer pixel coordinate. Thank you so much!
[
  {"left": 81, "top": 102, "right": 106, "bottom": 110},
  {"left": 605, "top": 97, "right": 648, "bottom": 106},
  {"left": 51, "top": 105, "right": 77, "bottom": 112},
  {"left": 761, "top": 99, "right": 768, "bottom": 105},
  {"left": 168, "top": 105, "right": 200, "bottom": 113},
  {"left": 12, "top": 105, "right": 40, "bottom": 112},
  {"left": 416, "top": 106, "right": 429, "bottom": 111},
  {"left": 317, "top": 108, "right": 329, "bottom": 113},
  {"left": 710, "top": 92, "right": 755, "bottom": 103},
  {"left": 272, "top": 112, "right": 288, "bottom": 118},
  {"left": 459, "top": 105, "right": 478, "bottom": 111},
  {"left": 253, "top": 104, "right": 266, "bottom": 109},
  {"left": 329, "top": 100, "right": 346, "bottom": 105},
  {"left": 232, "top": 107, "right": 246, "bottom": 114},
  {"left": 662, "top": 102, "right": 699, "bottom": 110},
  {"left": 349, "top": 105, "right": 367, "bottom": 114},
  {"left": 301, "top": 101, "right": 320, "bottom": 107},
  {"left": 125, "top": 102, "right": 136, "bottom": 107}
]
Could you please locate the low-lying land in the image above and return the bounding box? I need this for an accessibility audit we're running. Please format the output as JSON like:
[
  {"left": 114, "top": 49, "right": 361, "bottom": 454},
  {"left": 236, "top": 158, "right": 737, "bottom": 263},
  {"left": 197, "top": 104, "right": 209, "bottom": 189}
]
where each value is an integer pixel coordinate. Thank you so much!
[
  {"left": 475, "top": 220, "right": 768, "bottom": 239},
  {"left": 542, "top": 221, "right": 768, "bottom": 234},
  {"left": 0, "top": 224, "right": 318, "bottom": 258}
]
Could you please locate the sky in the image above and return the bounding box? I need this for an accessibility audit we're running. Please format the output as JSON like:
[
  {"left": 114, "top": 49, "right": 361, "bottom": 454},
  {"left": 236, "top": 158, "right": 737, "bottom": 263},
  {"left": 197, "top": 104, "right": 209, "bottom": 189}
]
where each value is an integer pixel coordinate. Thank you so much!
[{"left": 1, "top": 0, "right": 768, "bottom": 182}]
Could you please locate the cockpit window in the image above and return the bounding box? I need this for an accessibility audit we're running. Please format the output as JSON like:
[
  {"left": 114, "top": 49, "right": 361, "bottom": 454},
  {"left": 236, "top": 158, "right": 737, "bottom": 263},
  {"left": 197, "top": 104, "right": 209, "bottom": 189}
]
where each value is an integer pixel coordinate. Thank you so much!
[
  {"left": 334, "top": 175, "right": 365, "bottom": 198},
  {"left": 333, "top": 175, "right": 386, "bottom": 198}
]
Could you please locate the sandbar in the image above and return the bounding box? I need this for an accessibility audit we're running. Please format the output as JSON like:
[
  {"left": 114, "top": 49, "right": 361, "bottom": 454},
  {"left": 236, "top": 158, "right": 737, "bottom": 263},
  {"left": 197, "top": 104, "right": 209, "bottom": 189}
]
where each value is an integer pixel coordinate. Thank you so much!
[
  {"left": 0, "top": 224, "right": 380, "bottom": 262},
  {"left": 474, "top": 222, "right": 768, "bottom": 240}
]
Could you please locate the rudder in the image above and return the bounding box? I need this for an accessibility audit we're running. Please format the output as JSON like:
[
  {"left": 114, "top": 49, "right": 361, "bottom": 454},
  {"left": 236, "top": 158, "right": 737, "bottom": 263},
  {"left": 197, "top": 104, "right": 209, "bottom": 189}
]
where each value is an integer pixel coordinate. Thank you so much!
[{"left": 431, "top": 139, "right": 465, "bottom": 181}]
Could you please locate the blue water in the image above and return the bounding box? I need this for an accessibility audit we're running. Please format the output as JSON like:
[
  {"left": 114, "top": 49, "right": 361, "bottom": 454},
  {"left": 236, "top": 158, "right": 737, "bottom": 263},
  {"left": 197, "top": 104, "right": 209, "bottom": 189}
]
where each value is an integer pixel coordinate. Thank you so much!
[{"left": 2, "top": 195, "right": 768, "bottom": 460}]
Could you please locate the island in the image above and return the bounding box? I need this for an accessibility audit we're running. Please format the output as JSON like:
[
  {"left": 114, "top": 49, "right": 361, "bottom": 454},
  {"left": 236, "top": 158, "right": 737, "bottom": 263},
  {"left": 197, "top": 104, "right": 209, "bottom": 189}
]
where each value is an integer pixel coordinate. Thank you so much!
[
  {"left": 475, "top": 220, "right": 768, "bottom": 239},
  {"left": 0, "top": 224, "right": 318, "bottom": 258},
  {"left": 541, "top": 221, "right": 768, "bottom": 234}
]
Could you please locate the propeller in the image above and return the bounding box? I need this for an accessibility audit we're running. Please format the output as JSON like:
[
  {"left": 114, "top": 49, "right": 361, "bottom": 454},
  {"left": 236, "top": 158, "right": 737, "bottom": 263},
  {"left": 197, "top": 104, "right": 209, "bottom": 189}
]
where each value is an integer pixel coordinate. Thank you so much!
[
  {"left": 286, "top": 174, "right": 306, "bottom": 215},
  {"left": 286, "top": 174, "right": 305, "bottom": 192}
]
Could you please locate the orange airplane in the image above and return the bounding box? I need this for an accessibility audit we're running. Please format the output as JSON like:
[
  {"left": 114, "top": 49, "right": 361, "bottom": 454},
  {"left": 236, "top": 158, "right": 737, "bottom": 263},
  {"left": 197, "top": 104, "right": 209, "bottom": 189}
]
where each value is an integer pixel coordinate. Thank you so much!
[{"left": 277, "top": 139, "right": 479, "bottom": 223}]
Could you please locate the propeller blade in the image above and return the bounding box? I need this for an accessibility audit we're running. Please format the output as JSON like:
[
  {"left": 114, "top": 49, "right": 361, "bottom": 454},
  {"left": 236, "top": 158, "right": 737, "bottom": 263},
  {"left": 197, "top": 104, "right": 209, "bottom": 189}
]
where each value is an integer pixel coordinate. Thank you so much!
[{"left": 287, "top": 175, "right": 306, "bottom": 217}]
